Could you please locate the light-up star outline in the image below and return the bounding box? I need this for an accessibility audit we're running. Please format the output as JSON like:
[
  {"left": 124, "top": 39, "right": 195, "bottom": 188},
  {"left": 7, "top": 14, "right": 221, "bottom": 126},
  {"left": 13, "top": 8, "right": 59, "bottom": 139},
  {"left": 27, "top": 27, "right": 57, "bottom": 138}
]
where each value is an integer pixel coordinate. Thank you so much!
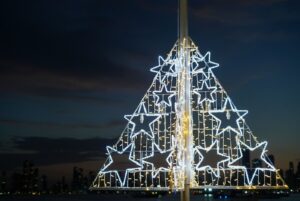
[
  {"left": 228, "top": 138, "right": 276, "bottom": 185},
  {"left": 193, "top": 80, "right": 217, "bottom": 104},
  {"left": 191, "top": 51, "right": 219, "bottom": 75},
  {"left": 143, "top": 143, "right": 173, "bottom": 178},
  {"left": 125, "top": 102, "right": 161, "bottom": 139},
  {"left": 209, "top": 98, "right": 248, "bottom": 136},
  {"left": 150, "top": 56, "right": 177, "bottom": 82},
  {"left": 194, "top": 140, "right": 230, "bottom": 178},
  {"left": 153, "top": 84, "right": 176, "bottom": 107},
  {"left": 100, "top": 143, "right": 142, "bottom": 187}
]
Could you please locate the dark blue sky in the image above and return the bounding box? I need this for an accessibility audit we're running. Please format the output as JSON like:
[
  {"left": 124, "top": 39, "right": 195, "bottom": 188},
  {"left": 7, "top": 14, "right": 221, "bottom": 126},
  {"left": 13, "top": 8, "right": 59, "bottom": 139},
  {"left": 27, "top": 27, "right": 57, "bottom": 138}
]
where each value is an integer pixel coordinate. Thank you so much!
[{"left": 0, "top": 0, "right": 299, "bottom": 181}]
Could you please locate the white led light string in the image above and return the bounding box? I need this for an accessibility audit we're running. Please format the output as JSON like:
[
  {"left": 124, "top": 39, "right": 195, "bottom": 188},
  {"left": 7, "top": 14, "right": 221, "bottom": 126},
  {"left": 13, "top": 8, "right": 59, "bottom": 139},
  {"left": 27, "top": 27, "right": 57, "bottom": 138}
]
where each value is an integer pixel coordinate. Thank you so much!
[{"left": 91, "top": 39, "right": 287, "bottom": 190}]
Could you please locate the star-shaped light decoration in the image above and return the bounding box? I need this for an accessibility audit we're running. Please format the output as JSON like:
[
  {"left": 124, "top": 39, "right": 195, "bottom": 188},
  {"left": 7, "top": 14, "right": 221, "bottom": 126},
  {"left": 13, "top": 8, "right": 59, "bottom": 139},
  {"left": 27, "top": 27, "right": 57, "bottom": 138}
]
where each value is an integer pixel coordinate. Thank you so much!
[
  {"left": 124, "top": 102, "right": 161, "bottom": 139},
  {"left": 194, "top": 140, "right": 230, "bottom": 178},
  {"left": 191, "top": 51, "right": 219, "bottom": 76},
  {"left": 100, "top": 143, "right": 142, "bottom": 187},
  {"left": 143, "top": 143, "right": 173, "bottom": 178},
  {"left": 209, "top": 98, "right": 248, "bottom": 136},
  {"left": 153, "top": 84, "right": 176, "bottom": 107},
  {"left": 150, "top": 56, "right": 177, "bottom": 82},
  {"left": 193, "top": 80, "right": 217, "bottom": 104},
  {"left": 228, "top": 138, "right": 276, "bottom": 185}
]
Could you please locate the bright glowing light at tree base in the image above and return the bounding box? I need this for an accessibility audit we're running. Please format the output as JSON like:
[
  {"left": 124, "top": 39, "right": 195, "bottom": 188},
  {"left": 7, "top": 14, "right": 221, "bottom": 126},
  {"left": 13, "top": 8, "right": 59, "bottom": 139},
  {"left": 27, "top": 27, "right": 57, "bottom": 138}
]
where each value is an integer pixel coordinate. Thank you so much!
[{"left": 90, "top": 39, "right": 288, "bottom": 191}]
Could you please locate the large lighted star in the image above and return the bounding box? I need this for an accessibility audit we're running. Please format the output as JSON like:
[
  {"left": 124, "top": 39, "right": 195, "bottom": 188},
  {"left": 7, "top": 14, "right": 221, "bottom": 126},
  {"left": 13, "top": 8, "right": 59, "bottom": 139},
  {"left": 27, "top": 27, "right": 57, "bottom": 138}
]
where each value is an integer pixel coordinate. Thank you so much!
[
  {"left": 228, "top": 138, "right": 276, "bottom": 185},
  {"left": 125, "top": 102, "right": 161, "bottom": 138},
  {"left": 150, "top": 56, "right": 177, "bottom": 82},
  {"left": 101, "top": 143, "right": 142, "bottom": 187},
  {"left": 193, "top": 80, "right": 217, "bottom": 104},
  {"left": 209, "top": 98, "right": 248, "bottom": 136},
  {"left": 143, "top": 143, "right": 173, "bottom": 178},
  {"left": 194, "top": 140, "right": 230, "bottom": 178},
  {"left": 153, "top": 84, "right": 176, "bottom": 106},
  {"left": 191, "top": 51, "right": 219, "bottom": 75}
]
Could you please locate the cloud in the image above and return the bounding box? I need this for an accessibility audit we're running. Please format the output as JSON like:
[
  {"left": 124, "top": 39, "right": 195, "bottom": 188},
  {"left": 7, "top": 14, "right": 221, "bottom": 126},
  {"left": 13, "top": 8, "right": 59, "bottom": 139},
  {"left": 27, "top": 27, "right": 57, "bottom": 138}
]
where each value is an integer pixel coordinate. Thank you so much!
[
  {"left": 190, "top": 4, "right": 257, "bottom": 26},
  {"left": 236, "top": 0, "right": 288, "bottom": 6},
  {"left": 0, "top": 0, "right": 156, "bottom": 96},
  {"left": 0, "top": 119, "right": 124, "bottom": 130},
  {"left": 37, "top": 161, "right": 102, "bottom": 183},
  {"left": 137, "top": 0, "right": 177, "bottom": 13},
  {"left": 0, "top": 59, "right": 151, "bottom": 96},
  {"left": 0, "top": 136, "right": 117, "bottom": 170},
  {"left": 12, "top": 136, "right": 113, "bottom": 153},
  {"left": 190, "top": 0, "right": 298, "bottom": 26}
]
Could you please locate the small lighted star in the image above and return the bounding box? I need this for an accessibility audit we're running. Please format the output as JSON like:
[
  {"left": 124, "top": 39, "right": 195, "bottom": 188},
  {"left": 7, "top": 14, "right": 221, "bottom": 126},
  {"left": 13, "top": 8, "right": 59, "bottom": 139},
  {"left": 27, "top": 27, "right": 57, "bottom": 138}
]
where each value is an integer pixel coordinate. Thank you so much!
[
  {"left": 209, "top": 98, "right": 248, "bottom": 136},
  {"left": 194, "top": 140, "right": 230, "bottom": 178},
  {"left": 150, "top": 56, "right": 177, "bottom": 82},
  {"left": 193, "top": 80, "right": 217, "bottom": 104},
  {"left": 191, "top": 52, "right": 219, "bottom": 75},
  {"left": 153, "top": 84, "right": 176, "bottom": 106},
  {"left": 143, "top": 143, "right": 173, "bottom": 178},
  {"left": 228, "top": 138, "right": 276, "bottom": 185},
  {"left": 125, "top": 102, "right": 161, "bottom": 138},
  {"left": 101, "top": 143, "right": 142, "bottom": 187}
]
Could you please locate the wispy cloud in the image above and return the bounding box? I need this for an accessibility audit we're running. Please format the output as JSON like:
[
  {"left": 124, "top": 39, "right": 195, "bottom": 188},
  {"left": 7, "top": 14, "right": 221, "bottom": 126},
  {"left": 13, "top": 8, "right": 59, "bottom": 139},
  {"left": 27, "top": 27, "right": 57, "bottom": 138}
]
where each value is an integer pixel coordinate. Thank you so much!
[
  {"left": 190, "top": 0, "right": 299, "bottom": 27},
  {"left": 0, "top": 136, "right": 117, "bottom": 170},
  {"left": 0, "top": 119, "right": 125, "bottom": 130},
  {"left": 0, "top": 60, "right": 150, "bottom": 93}
]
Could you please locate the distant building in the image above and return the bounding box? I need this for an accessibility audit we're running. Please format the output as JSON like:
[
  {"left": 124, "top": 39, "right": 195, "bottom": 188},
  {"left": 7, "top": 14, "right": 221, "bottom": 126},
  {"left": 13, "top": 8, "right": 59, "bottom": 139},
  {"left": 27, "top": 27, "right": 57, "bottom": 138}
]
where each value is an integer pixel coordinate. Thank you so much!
[
  {"left": 289, "top": 161, "right": 294, "bottom": 173},
  {"left": 41, "top": 175, "right": 48, "bottom": 194},
  {"left": 22, "top": 160, "right": 39, "bottom": 194},
  {"left": 252, "top": 158, "right": 262, "bottom": 169},
  {"left": 267, "top": 154, "right": 275, "bottom": 166},
  {"left": 285, "top": 161, "right": 296, "bottom": 189},
  {"left": 296, "top": 161, "right": 300, "bottom": 189},
  {"left": 242, "top": 149, "right": 250, "bottom": 168},
  {"left": 0, "top": 171, "right": 7, "bottom": 194}
]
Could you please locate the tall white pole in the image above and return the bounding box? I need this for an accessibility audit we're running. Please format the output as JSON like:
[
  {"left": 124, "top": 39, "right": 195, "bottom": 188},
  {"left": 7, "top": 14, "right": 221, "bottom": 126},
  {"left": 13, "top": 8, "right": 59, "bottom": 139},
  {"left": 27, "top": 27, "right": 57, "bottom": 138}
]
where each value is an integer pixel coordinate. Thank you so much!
[
  {"left": 179, "top": 0, "right": 188, "bottom": 43},
  {"left": 179, "top": 1, "right": 192, "bottom": 201}
]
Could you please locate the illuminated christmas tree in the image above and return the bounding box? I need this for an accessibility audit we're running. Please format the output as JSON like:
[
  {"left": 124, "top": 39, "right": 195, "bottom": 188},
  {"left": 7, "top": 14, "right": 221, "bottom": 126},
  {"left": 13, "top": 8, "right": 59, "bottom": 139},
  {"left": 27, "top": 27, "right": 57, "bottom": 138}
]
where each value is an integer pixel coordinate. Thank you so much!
[{"left": 90, "top": 0, "right": 288, "bottom": 198}]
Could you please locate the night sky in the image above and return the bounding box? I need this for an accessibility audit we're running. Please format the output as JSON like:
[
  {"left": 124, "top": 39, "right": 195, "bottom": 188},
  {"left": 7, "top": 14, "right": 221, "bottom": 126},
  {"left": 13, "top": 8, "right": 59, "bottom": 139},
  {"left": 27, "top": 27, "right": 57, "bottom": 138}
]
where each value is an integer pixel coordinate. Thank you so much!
[{"left": 0, "top": 0, "right": 300, "bottom": 183}]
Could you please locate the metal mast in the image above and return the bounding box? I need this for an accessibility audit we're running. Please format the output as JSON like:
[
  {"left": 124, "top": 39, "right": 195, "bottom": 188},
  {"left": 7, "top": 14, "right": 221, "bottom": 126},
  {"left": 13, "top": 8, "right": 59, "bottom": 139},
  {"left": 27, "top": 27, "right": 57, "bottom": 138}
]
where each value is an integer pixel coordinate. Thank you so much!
[
  {"left": 179, "top": 0, "right": 188, "bottom": 43},
  {"left": 179, "top": 0, "right": 193, "bottom": 201}
]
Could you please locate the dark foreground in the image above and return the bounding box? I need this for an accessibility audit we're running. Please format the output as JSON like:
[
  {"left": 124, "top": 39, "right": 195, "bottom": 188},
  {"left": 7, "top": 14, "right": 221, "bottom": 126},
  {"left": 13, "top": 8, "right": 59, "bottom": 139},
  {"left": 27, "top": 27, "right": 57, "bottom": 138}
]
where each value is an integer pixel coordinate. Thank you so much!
[{"left": 0, "top": 193, "right": 299, "bottom": 201}]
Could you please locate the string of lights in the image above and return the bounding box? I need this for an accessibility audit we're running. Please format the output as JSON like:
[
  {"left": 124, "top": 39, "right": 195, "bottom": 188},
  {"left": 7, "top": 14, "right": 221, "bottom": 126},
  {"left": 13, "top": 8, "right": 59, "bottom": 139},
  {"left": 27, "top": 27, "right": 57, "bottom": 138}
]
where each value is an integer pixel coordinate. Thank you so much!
[{"left": 90, "top": 39, "right": 287, "bottom": 191}]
